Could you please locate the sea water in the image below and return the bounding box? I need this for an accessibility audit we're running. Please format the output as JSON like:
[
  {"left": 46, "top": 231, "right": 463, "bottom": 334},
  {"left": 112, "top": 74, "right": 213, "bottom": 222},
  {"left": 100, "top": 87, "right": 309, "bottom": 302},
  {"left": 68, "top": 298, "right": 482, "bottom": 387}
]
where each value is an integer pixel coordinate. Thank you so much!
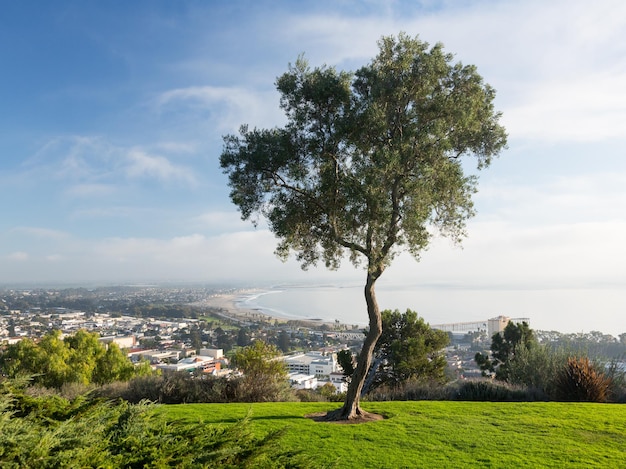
[{"left": 236, "top": 283, "right": 626, "bottom": 337}]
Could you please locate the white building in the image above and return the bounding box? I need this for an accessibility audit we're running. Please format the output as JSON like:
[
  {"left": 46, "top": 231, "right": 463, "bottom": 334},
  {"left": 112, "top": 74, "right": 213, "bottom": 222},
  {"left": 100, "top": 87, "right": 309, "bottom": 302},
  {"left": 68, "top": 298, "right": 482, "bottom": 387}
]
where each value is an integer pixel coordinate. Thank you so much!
[
  {"left": 99, "top": 335, "right": 137, "bottom": 349},
  {"left": 283, "top": 351, "right": 338, "bottom": 377},
  {"left": 156, "top": 355, "right": 221, "bottom": 374},
  {"left": 199, "top": 348, "right": 224, "bottom": 359},
  {"left": 328, "top": 371, "right": 349, "bottom": 393},
  {"left": 289, "top": 373, "right": 318, "bottom": 390}
]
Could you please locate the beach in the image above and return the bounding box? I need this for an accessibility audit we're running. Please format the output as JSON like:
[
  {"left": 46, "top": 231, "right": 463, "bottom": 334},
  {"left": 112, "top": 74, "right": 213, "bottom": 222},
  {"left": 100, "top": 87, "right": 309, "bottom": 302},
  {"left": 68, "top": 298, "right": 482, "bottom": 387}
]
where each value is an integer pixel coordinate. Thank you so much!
[{"left": 196, "top": 289, "right": 336, "bottom": 328}]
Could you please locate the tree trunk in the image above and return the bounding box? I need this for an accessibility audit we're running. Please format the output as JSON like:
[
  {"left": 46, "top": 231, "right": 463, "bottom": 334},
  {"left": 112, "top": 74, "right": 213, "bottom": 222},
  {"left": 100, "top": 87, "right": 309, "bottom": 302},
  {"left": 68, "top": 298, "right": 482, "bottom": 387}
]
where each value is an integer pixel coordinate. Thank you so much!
[{"left": 325, "top": 270, "right": 382, "bottom": 420}]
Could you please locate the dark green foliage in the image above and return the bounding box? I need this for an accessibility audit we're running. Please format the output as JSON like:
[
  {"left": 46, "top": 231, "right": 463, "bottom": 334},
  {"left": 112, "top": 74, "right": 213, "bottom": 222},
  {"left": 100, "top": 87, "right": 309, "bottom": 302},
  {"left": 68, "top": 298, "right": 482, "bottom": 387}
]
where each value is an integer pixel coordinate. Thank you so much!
[
  {"left": 365, "top": 379, "right": 544, "bottom": 402},
  {"left": 475, "top": 321, "right": 535, "bottom": 380},
  {"left": 554, "top": 356, "right": 613, "bottom": 403},
  {"left": 504, "top": 343, "right": 569, "bottom": 398},
  {"left": 370, "top": 309, "right": 449, "bottom": 389},
  {"left": 453, "top": 380, "right": 531, "bottom": 402},
  {"left": 336, "top": 349, "right": 355, "bottom": 382},
  {"left": 277, "top": 330, "right": 291, "bottom": 353},
  {"left": 0, "top": 378, "right": 317, "bottom": 468}
]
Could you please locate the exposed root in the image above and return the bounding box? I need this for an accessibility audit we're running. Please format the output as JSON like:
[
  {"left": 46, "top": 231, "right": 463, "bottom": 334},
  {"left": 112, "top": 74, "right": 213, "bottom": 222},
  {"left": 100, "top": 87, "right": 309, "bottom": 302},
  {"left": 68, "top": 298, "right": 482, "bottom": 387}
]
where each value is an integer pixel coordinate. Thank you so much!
[{"left": 305, "top": 407, "right": 384, "bottom": 424}]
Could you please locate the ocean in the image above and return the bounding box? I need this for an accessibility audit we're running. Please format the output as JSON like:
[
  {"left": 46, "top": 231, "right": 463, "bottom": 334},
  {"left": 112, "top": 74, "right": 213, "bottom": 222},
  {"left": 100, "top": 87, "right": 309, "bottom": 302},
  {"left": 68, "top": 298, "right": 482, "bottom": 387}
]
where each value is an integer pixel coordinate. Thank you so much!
[{"left": 235, "top": 283, "right": 626, "bottom": 337}]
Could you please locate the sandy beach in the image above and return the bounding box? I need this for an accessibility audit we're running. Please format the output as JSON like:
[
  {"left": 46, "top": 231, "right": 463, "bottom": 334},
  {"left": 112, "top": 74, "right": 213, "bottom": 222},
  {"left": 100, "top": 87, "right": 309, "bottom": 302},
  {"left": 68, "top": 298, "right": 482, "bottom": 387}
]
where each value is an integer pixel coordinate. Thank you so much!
[{"left": 197, "top": 290, "right": 331, "bottom": 328}]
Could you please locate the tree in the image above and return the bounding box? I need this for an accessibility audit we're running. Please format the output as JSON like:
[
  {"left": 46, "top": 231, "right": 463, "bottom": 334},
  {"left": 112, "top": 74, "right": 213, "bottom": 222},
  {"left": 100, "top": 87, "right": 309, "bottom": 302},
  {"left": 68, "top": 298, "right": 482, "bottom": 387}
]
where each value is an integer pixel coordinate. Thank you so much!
[
  {"left": 337, "top": 349, "right": 356, "bottom": 383},
  {"left": 277, "top": 330, "right": 291, "bottom": 353},
  {"left": 232, "top": 340, "right": 290, "bottom": 402},
  {"left": 220, "top": 33, "right": 507, "bottom": 420},
  {"left": 0, "top": 330, "right": 151, "bottom": 388},
  {"left": 237, "top": 327, "right": 251, "bottom": 347},
  {"left": 369, "top": 309, "right": 449, "bottom": 389},
  {"left": 475, "top": 321, "right": 535, "bottom": 381},
  {"left": 93, "top": 342, "right": 151, "bottom": 385}
]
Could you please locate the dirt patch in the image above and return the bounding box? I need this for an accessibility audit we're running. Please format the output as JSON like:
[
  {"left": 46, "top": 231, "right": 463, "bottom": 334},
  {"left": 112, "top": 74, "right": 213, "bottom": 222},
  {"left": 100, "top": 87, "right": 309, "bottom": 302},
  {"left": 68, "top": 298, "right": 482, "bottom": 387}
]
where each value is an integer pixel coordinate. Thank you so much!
[{"left": 305, "top": 411, "right": 385, "bottom": 424}]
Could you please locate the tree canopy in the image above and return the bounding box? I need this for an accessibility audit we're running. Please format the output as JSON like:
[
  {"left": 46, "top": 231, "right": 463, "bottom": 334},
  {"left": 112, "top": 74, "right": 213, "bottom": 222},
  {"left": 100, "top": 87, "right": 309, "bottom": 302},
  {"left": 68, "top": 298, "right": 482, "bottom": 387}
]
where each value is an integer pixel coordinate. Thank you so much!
[
  {"left": 475, "top": 321, "right": 536, "bottom": 381},
  {"left": 0, "top": 330, "right": 151, "bottom": 388},
  {"left": 232, "top": 340, "right": 290, "bottom": 402},
  {"left": 221, "top": 33, "right": 507, "bottom": 420},
  {"left": 370, "top": 309, "right": 449, "bottom": 389}
]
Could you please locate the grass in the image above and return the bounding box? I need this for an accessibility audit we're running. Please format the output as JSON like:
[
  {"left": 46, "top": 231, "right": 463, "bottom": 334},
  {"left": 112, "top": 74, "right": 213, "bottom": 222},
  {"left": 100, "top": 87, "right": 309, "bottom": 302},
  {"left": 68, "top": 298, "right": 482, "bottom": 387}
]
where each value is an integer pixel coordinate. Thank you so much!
[{"left": 157, "top": 401, "right": 626, "bottom": 468}]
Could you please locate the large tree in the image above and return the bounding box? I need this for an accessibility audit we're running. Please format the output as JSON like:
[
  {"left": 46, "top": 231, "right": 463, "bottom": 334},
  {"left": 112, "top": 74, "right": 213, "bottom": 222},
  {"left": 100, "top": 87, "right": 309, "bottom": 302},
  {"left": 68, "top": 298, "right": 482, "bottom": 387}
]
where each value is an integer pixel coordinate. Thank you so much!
[{"left": 220, "top": 33, "right": 507, "bottom": 420}]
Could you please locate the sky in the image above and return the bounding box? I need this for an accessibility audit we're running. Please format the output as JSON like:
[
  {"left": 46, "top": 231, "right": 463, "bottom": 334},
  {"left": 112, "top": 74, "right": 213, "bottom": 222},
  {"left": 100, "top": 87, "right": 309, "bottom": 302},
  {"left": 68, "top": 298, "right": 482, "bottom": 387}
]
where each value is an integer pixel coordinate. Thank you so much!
[{"left": 1, "top": 0, "right": 626, "bottom": 335}]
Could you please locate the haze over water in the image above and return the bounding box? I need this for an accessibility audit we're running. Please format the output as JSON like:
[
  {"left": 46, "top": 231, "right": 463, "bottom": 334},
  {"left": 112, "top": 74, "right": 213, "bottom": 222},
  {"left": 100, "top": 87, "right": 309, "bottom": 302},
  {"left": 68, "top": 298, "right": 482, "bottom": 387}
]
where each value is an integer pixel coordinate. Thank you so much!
[{"left": 239, "top": 283, "right": 626, "bottom": 337}]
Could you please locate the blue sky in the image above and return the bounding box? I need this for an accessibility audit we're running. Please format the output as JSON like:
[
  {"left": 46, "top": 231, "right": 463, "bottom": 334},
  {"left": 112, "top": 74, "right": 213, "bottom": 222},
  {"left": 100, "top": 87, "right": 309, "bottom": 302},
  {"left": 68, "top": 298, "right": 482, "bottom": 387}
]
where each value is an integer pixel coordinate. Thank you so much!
[{"left": 1, "top": 1, "right": 626, "bottom": 334}]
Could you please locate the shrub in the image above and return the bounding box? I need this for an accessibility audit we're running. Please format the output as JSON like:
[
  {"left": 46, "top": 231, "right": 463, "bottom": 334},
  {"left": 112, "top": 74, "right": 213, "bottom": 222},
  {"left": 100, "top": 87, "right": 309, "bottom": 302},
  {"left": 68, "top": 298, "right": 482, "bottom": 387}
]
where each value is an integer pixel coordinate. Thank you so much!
[
  {"left": 0, "top": 379, "right": 319, "bottom": 468},
  {"left": 605, "top": 358, "right": 626, "bottom": 403},
  {"left": 505, "top": 344, "right": 566, "bottom": 399},
  {"left": 453, "top": 380, "right": 531, "bottom": 402},
  {"left": 367, "top": 380, "right": 450, "bottom": 401},
  {"left": 555, "top": 356, "right": 612, "bottom": 402}
]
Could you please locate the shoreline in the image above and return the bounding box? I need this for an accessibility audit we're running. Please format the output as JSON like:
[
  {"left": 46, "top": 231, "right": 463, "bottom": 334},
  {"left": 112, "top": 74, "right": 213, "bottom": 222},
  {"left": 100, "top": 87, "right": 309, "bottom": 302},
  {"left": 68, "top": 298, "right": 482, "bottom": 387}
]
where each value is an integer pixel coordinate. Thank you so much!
[{"left": 197, "top": 290, "right": 336, "bottom": 329}]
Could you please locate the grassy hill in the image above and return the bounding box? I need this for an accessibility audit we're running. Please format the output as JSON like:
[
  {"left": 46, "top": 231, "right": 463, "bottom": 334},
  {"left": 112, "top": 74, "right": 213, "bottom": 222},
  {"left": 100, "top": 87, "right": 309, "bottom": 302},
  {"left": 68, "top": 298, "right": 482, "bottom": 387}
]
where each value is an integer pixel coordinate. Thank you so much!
[{"left": 158, "top": 401, "right": 626, "bottom": 468}]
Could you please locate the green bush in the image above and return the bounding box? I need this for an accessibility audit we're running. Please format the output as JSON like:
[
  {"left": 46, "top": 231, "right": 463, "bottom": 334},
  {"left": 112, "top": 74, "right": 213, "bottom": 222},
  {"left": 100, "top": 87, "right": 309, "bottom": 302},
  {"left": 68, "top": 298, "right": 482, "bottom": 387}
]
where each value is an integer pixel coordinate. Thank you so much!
[
  {"left": 367, "top": 379, "right": 451, "bottom": 401},
  {"left": 97, "top": 371, "right": 297, "bottom": 404},
  {"left": 453, "top": 380, "right": 532, "bottom": 402},
  {"left": 555, "top": 357, "right": 612, "bottom": 402},
  {"left": 0, "top": 378, "right": 319, "bottom": 468},
  {"left": 504, "top": 344, "right": 567, "bottom": 399}
]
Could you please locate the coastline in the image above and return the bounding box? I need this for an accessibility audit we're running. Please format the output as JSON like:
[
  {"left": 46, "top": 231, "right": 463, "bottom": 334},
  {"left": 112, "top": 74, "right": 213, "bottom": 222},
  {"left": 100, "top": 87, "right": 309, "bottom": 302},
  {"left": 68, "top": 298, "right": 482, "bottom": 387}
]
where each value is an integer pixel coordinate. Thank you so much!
[{"left": 199, "top": 290, "right": 334, "bottom": 328}]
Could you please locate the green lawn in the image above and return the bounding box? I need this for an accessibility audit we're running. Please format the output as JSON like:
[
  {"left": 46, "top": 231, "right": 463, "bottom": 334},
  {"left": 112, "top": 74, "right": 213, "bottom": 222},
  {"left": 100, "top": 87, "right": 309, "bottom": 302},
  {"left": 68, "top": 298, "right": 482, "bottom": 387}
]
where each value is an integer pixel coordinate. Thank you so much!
[{"left": 157, "top": 401, "right": 626, "bottom": 468}]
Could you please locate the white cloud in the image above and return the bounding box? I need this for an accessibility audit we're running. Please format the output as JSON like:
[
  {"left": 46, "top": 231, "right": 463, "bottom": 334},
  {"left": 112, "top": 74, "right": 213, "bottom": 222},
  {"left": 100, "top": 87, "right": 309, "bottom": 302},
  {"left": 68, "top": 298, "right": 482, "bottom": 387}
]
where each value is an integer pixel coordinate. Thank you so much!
[
  {"left": 7, "top": 252, "right": 29, "bottom": 261},
  {"left": 276, "top": 1, "right": 626, "bottom": 144},
  {"left": 476, "top": 172, "right": 626, "bottom": 225},
  {"left": 156, "top": 85, "right": 283, "bottom": 132},
  {"left": 125, "top": 148, "right": 197, "bottom": 185}
]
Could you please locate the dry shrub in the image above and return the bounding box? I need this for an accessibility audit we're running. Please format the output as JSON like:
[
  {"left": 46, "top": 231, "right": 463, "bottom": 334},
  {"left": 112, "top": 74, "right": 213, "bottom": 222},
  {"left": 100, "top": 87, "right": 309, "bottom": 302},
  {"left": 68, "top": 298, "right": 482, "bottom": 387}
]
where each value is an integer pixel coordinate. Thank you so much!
[{"left": 555, "top": 357, "right": 612, "bottom": 402}]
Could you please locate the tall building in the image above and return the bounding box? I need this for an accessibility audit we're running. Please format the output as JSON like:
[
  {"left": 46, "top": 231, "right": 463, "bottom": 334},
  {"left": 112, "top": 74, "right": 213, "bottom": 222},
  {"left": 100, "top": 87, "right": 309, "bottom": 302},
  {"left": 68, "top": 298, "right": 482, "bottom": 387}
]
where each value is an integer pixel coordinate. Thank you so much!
[
  {"left": 487, "top": 316, "right": 510, "bottom": 337},
  {"left": 487, "top": 316, "right": 531, "bottom": 337}
]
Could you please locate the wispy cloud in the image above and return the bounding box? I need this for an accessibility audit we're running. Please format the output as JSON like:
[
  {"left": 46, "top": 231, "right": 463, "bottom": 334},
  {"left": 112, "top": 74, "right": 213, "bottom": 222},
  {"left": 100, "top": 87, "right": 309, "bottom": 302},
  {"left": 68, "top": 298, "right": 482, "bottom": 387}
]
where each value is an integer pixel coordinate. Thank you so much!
[
  {"left": 10, "top": 227, "right": 70, "bottom": 240},
  {"left": 155, "top": 85, "right": 283, "bottom": 132},
  {"left": 125, "top": 148, "right": 197, "bottom": 185},
  {"left": 20, "top": 136, "right": 199, "bottom": 189}
]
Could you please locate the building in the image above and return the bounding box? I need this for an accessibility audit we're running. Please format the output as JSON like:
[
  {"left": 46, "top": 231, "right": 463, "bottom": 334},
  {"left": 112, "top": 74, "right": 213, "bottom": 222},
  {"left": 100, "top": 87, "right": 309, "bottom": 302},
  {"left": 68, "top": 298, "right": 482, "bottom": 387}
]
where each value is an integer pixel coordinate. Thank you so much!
[
  {"left": 199, "top": 348, "right": 224, "bottom": 359},
  {"left": 289, "top": 373, "right": 318, "bottom": 390},
  {"left": 283, "top": 351, "right": 338, "bottom": 377},
  {"left": 487, "top": 316, "right": 531, "bottom": 337},
  {"left": 99, "top": 335, "right": 137, "bottom": 349},
  {"left": 157, "top": 355, "right": 221, "bottom": 374},
  {"left": 487, "top": 316, "right": 510, "bottom": 337}
]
